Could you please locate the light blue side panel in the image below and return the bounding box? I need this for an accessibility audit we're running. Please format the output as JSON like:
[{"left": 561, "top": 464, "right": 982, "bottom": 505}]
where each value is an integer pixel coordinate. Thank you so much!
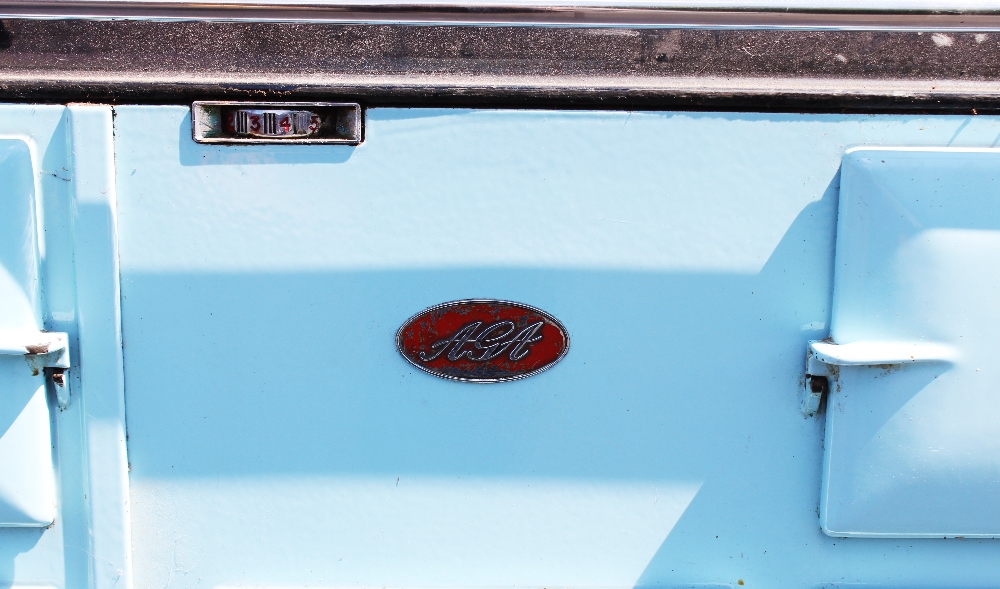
[{"left": 114, "top": 106, "right": 1000, "bottom": 589}]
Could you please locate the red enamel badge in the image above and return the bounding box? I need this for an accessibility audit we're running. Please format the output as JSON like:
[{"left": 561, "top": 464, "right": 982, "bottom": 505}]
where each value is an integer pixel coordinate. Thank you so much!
[{"left": 396, "top": 299, "right": 570, "bottom": 383}]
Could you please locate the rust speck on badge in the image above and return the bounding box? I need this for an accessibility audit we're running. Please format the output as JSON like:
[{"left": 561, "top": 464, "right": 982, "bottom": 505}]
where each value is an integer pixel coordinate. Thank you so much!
[{"left": 396, "top": 299, "right": 570, "bottom": 383}]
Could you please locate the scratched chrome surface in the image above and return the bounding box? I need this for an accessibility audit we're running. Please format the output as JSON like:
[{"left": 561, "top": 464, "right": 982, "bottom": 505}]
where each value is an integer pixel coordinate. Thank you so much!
[{"left": 6, "top": 1, "right": 1000, "bottom": 26}]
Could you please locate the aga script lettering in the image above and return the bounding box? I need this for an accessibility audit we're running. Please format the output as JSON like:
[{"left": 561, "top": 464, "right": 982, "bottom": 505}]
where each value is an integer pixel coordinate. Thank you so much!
[{"left": 419, "top": 320, "right": 544, "bottom": 363}]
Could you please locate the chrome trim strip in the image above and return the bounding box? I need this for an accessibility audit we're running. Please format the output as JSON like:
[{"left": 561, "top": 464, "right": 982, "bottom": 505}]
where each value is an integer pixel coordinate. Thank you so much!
[
  {"left": 4, "top": 2, "right": 1000, "bottom": 29},
  {"left": 0, "top": 19, "right": 997, "bottom": 110}
]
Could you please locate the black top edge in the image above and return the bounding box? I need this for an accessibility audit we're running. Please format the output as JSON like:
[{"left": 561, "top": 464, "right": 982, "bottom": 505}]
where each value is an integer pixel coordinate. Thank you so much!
[{"left": 0, "top": 18, "right": 999, "bottom": 112}]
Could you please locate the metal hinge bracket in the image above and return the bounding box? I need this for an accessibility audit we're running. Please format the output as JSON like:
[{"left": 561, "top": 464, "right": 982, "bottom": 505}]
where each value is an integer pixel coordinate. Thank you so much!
[
  {"left": 801, "top": 339, "right": 957, "bottom": 416},
  {"left": 0, "top": 330, "right": 71, "bottom": 407}
]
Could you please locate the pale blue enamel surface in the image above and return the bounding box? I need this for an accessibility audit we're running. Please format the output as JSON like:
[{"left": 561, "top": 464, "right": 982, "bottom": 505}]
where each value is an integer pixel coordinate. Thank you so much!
[
  {"left": 69, "top": 105, "right": 134, "bottom": 589},
  {"left": 0, "top": 106, "right": 93, "bottom": 589},
  {"left": 0, "top": 138, "right": 40, "bottom": 332},
  {"left": 823, "top": 148, "right": 1000, "bottom": 537},
  {"left": 0, "top": 105, "right": 131, "bottom": 589},
  {"left": 0, "top": 137, "right": 57, "bottom": 527},
  {"left": 114, "top": 107, "right": 1000, "bottom": 589}
]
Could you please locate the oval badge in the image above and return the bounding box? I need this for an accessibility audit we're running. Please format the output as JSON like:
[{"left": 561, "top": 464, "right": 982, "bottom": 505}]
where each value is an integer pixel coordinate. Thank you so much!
[{"left": 396, "top": 299, "right": 570, "bottom": 383}]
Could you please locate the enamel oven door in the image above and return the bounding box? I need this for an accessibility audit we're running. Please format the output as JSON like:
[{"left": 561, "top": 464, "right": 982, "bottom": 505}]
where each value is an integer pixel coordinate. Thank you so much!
[
  {"left": 0, "top": 138, "right": 56, "bottom": 527},
  {"left": 821, "top": 148, "right": 1000, "bottom": 538}
]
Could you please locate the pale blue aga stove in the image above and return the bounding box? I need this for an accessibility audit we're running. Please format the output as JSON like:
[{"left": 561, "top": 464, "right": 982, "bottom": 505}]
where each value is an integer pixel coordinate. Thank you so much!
[{"left": 1, "top": 3, "right": 1000, "bottom": 589}]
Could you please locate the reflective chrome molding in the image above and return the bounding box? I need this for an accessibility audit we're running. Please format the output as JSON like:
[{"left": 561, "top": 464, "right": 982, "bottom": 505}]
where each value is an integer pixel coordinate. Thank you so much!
[
  {"left": 3, "top": 19, "right": 1000, "bottom": 111},
  {"left": 192, "top": 101, "right": 362, "bottom": 144},
  {"left": 5, "top": 2, "right": 1000, "bottom": 29}
]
